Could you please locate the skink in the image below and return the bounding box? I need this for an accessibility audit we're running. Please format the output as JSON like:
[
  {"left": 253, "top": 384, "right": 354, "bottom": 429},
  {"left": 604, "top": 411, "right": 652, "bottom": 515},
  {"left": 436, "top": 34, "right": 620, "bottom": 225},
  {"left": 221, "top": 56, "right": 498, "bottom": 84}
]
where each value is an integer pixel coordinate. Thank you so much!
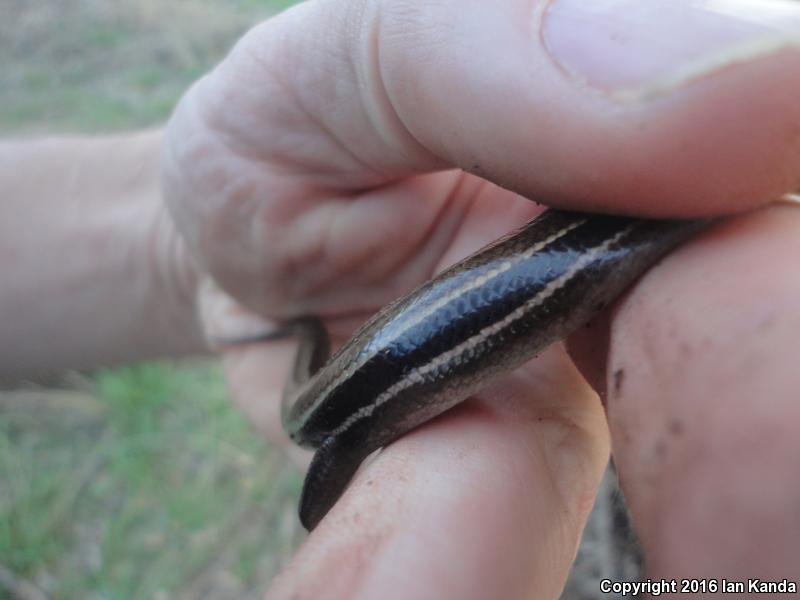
[{"left": 267, "top": 208, "right": 713, "bottom": 530}]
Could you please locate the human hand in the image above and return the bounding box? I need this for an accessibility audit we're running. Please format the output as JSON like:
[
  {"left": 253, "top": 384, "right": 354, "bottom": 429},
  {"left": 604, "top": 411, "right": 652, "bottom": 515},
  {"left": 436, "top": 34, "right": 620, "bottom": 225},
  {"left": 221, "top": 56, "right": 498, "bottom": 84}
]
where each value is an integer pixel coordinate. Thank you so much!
[{"left": 162, "top": 0, "right": 800, "bottom": 597}]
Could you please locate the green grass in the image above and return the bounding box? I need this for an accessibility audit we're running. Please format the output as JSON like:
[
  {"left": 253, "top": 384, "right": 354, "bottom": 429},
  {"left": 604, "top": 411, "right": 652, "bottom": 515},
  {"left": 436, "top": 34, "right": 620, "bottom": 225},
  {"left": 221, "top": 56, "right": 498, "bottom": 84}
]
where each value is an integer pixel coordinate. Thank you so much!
[
  {"left": 0, "top": 0, "right": 300, "bottom": 134},
  {"left": 0, "top": 363, "right": 304, "bottom": 597},
  {"left": 0, "top": 1, "right": 304, "bottom": 597}
]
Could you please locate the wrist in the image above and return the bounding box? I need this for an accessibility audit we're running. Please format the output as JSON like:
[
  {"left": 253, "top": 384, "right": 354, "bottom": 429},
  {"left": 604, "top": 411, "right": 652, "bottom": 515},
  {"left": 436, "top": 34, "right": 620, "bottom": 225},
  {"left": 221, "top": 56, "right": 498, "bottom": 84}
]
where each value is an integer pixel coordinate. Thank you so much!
[
  {"left": 139, "top": 182, "right": 207, "bottom": 357},
  {"left": 0, "top": 130, "right": 208, "bottom": 377},
  {"left": 129, "top": 130, "right": 208, "bottom": 358}
]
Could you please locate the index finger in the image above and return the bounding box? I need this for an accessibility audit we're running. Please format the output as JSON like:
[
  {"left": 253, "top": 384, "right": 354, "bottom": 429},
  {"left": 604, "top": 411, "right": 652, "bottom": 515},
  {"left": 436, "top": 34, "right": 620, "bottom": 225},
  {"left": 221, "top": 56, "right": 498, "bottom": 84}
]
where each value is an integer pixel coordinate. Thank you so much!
[
  {"left": 265, "top": 346, "right": 611, "bottom": 600},
  {"left": 195, "top": 0, "right": 800, "bottom": 216}
]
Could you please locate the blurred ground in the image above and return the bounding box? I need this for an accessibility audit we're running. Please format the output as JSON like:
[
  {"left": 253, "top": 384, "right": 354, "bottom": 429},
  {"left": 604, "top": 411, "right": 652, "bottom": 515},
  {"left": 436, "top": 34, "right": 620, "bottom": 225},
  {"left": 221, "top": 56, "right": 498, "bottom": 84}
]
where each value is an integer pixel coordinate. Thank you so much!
[
  {"left": 1, "top": 2, "right": 304, "bottom": 598},
  {"left": 0, "top": 0, "right": 295, "bottom": 133}
]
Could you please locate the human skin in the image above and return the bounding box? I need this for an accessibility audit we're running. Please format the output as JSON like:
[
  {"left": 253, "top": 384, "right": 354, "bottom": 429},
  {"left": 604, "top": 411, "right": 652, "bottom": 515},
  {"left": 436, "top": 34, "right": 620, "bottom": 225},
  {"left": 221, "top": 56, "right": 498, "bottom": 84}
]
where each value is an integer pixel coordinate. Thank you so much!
[
  {"left": 4, "top": 0, "right": 800, "bottom": 598},
  {"left": 0, "top": 131, "right": 203, "bottom": 377}
]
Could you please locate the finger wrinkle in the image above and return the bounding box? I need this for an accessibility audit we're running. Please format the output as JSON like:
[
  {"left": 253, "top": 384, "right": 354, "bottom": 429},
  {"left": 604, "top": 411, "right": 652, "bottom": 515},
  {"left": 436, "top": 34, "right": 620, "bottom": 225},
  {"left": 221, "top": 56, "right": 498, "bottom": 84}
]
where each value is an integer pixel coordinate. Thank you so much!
[
  {"left": 253, "top": 43, "right": 386, "bottom": 184},
  {"left": 198, "top": 31, "right": 316, "bottom": 175},
  {"left": 359, "top": 172, "right": 474, "bottom": 289},
  {"left": 221, "top": 9, "right": 392, "bottom": 188},
  {"left": 427, "top": 174, "right": 491, "bottom": 273},
  {"left": 308, "top": 175, "right": 459, "bottom": 296},
  {"left": 354, "top": 1, "right": 447, "bottom": 174}
]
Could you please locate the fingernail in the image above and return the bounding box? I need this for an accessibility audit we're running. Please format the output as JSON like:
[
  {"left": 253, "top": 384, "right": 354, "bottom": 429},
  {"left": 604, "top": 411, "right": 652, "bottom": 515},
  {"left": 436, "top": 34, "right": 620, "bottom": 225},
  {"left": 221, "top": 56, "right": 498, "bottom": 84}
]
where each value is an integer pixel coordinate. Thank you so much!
[{"left": 542, "top": 0, "right": 800, "bottom": 101}]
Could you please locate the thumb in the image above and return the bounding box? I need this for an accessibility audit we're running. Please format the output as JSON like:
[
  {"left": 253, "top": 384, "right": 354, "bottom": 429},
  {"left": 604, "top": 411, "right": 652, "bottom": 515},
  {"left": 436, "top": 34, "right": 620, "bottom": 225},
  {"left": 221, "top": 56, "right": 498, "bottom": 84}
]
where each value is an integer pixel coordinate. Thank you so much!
[
  {"left": 191, "top": 0, "right": 800, "bottom": 217},
  {"left": 377, "top": 0, "right": 800, "bottom": 215}
]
